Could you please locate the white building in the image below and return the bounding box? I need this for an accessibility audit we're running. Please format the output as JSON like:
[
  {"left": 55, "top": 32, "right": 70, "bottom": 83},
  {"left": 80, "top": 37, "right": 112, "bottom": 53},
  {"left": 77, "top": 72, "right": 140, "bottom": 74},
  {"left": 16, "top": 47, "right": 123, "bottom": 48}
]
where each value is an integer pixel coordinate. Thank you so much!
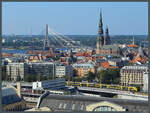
[
  {"left": 55, "top": 65, "right": 73, "bottom": 78},
  {"left": 143, "top": 72, "right": 148, "bottom": 92},
  {"left": 32, "top": 78, "right": 66, "bottom": 90},
  {"left": 6, "top": 63, "right": 28, "bottom": 81},
  {"left": 120, "top": 66, "right": 148, "bottom": 90}
]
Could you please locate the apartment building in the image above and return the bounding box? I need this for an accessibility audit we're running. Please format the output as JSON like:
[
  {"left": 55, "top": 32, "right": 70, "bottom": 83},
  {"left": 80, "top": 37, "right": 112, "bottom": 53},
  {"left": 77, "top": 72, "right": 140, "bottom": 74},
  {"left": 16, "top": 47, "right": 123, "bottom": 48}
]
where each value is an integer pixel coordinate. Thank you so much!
[
  {"left": 72, "top": 63, "right": 95, "bottom": 77},
  {"left": 55, "top": 65, "right": 73, "bottom": 78},
  {"left": 120, "top": 66, "right": 148, "bottom": 87},
  {"left": 6, "top": 63, "right": 28, "bottom": 81}
]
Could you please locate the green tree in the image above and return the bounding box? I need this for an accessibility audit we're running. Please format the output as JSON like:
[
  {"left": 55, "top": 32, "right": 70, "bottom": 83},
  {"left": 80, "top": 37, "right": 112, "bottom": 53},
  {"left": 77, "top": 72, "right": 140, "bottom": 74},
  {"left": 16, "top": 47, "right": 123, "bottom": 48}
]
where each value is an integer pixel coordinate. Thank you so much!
[
  {"left": 6, "top": 75, "right": 11, "bottom": 81},
  {"left": 2, "top": 66, "right": 7, "bottom": 81},
  {"left": 16, "top": 75, "right": 21, "bottom": 81},
  {"left": 108, "top": 69, "right": 120, "bottom": 84},
  {"left": 37, "top": 74, "right": 42, "bottom": 81},
  {"left": 31, "top": 75, "right": 37, "bottom": 82},
  {"left": 47, "top": 75, "right": 53, "bottom": 80},
  {"left": 96, "top": 71, "right": 102, "bottom": 83},
  {"left": 97, "top": 69, "right": 120, "bottom": 84},
  {"left": 43, "top": 76, "right": 47, "bottom": 80},
  {"left": 85, "top": 71, "right": 96, "bottom": 82},
  {"left": 24, "top": 74, "right": 31, "bottom": 82}
]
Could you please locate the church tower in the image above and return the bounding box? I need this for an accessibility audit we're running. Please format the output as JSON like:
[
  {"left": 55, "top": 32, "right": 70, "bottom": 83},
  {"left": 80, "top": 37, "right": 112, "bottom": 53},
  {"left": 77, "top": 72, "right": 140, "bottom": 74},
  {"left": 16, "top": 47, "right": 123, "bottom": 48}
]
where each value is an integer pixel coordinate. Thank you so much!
[
  {"left": 104, "top": 25, "right": 111, "bottom": 45},
  {"left": 96, "top": 10, "right": 104, "bottom": 54}
]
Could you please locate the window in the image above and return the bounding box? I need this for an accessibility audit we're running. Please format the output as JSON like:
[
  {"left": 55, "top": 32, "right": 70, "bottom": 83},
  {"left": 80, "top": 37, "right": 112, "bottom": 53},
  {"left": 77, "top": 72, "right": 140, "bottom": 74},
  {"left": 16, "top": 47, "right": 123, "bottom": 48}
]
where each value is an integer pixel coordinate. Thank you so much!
[{"left": 93, "top": 106, "right": 116, "bottom": 111}]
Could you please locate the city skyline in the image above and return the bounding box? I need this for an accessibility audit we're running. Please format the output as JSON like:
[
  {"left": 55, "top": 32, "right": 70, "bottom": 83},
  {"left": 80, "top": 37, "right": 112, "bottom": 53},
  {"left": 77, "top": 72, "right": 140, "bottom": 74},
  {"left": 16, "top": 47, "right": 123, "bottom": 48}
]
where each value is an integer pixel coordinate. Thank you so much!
[{"left": 2, "top": 2, "right": 148, "bottom": 35}]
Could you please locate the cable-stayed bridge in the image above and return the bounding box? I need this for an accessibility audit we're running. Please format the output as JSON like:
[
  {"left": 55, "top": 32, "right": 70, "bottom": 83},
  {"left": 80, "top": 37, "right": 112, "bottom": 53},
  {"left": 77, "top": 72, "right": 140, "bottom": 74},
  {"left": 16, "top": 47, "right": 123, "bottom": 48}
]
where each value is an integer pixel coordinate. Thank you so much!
[{"left": 41, "top": 24, "right": 80, "bottom": 49}]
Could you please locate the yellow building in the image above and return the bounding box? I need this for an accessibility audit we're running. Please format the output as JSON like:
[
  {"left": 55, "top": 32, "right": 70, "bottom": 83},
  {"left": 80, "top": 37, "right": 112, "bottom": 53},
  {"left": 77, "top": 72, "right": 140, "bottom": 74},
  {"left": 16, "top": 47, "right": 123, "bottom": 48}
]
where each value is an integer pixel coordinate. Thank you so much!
[
  {"left": 73, "top": 63, "right": 96, "bottom": 77},
  {"left": 76, "top": 68, "right": 95, "bottom": 77}
]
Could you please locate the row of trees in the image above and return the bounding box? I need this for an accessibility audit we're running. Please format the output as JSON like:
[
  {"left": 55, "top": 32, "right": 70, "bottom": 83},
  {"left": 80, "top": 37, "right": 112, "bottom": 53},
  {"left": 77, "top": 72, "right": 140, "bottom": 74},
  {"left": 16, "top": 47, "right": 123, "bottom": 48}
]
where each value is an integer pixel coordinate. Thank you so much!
[
  {"left": 24, "top": 74, "right": 55, "bottom": 82},
  {"left": 71, "top": 69, "right": 120, "bottom": 84}
]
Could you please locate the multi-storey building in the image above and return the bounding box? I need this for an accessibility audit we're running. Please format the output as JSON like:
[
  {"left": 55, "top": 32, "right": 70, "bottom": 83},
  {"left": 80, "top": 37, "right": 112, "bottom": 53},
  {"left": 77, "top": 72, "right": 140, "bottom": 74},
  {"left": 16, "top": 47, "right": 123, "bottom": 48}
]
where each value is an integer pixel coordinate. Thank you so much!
[
  {"left": 120, "top": 66, "right": 148, "bottom": 87},
  {"left": 55, "top": 65, "right": 73, "bottom": 78},
  {"left": 6, "top": 63, "right": 28, "bottom": 81},
  {"left": 28, "top": 62, "right": 55, "bottom": 77},
  {"left": 108, "top": 58, "right": 123, "bottom": 68},
  {"left": 72, "top": 63, "right": 95, "bottom": 77}
]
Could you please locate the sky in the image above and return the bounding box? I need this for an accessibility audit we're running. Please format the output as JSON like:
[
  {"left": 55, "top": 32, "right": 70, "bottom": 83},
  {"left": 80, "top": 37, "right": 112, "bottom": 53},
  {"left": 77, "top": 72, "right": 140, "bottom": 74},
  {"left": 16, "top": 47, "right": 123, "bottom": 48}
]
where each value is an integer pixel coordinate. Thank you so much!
[{"left": 2, "top": 2, "right": 148, "bottom": 35}]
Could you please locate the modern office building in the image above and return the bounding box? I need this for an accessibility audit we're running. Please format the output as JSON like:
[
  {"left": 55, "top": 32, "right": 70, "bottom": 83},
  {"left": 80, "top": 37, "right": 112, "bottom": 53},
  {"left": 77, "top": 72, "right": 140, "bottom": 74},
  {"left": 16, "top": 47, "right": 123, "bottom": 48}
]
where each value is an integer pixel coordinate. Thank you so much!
[{"left": 28, "top": 62, "right": 55, "bottom": 77}]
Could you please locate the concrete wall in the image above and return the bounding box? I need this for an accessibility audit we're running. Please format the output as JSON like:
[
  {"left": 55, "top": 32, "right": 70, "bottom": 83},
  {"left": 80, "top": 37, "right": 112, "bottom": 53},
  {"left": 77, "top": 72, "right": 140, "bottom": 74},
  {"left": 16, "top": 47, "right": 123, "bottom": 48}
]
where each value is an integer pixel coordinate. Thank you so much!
[{"left": 118, "top": 94, "right": 148, "bottom": 101}]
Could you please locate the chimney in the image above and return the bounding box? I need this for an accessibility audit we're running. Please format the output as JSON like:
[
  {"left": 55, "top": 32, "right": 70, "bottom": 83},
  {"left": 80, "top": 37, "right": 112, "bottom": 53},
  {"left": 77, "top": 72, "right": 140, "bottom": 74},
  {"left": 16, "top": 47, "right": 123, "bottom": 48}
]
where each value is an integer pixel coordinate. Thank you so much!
[{"left": 17, "top": 82, "right": 22, "bottom": 98}]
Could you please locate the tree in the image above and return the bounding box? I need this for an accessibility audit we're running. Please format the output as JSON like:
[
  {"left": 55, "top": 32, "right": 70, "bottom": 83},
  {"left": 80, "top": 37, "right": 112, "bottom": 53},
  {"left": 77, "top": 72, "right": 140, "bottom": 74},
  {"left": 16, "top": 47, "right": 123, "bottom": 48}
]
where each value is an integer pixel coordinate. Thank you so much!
[
  {"left": 96, "top": 69, "right": 120, "bottom": 84},
  {"left": 37, "top": 74, "right": 42, "bottom": 81},
  {"left": 24, "top": 74, "right": 31, "bottom": 82},
  {"left": 85, "top": 71, "right": 96, "bottom": 82},
  {"left": 96, "top": 71, "right": 102, "bottom": 83},
  {"left": 6, "top": 75, "right": 11, "bottom": 81},
  {"left": 24, "top": 73, "right": 36, "bottom": 82},
  {"left": 31, "top": 75, "right": 37, "bottom": 82},
  {"left": 2, "top": 66, "right": 7, "bottom": 81},
  {"left": 43, "top": 76, "right": 47, "bottom": 80},
  {"left": 99, "top": 70, "right": 110, "bottom": 84},
  {"left": 16, "top": 75, "right": 21, "bottom": 81},
  {"left": 108, "top": 69, "right": 120, "bottom": 84},
  {"left": 47, "top": 75, "right": 53, "bottom": 80}
]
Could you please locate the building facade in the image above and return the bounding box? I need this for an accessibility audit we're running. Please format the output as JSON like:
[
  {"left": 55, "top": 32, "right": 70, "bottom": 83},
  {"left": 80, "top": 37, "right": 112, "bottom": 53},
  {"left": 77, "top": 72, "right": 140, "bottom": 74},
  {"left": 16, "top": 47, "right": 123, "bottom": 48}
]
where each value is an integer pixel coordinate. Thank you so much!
[
  {"left": 28, "top": 62, "right": 55, "bottom": 77},
  {"left": 120, "top": 66, "right": 148, "bottom": 88},
  {"left": 143, "top": 72, "right": 148, "bottom": 92},
  {"left": 32, "top": 78, "right": 66, "bottom": 90},
  {"left": 6, "top": 63, "right": 28, "bottom": 81},
  {"left": 72, "top": 63, "right": 95, "bottom": 77},
  {"left": 55, "top": 65, "right": 73, "bottom": 78}
]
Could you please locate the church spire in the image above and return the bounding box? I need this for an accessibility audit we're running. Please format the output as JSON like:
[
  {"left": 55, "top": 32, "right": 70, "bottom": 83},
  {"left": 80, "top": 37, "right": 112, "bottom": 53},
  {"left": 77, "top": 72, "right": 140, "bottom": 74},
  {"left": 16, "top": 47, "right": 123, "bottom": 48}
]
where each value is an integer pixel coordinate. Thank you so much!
[
  {"left": 98, "top": 9, "right": 103, "bottom": 35},
  {"left": 104, "top": 25, "right": 111, "bottom": 45},
  {"left": 96, "top": 9, "right": 104, "bottom": 54}
]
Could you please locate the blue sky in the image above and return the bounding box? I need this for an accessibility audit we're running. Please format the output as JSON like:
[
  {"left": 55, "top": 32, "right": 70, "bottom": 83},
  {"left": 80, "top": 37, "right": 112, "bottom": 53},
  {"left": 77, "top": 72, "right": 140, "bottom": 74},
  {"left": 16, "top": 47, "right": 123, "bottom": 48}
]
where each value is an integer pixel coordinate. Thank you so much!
[{"left": 2, "top": 2, "right": 148, "bottom": 35}]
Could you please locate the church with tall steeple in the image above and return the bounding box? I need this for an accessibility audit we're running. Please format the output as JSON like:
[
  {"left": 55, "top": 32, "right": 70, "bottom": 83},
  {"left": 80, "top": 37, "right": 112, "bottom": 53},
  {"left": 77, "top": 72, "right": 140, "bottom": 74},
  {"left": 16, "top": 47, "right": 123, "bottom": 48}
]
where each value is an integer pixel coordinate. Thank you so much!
[
  {"left": 104, "top": 25, "right": 111, "bottom": 45},
  {"left": 96, "top": 10, "right": 121, "bottom": 56},
  {"left": 96, "top": 10, "right": 104, "bottom": 54}
]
